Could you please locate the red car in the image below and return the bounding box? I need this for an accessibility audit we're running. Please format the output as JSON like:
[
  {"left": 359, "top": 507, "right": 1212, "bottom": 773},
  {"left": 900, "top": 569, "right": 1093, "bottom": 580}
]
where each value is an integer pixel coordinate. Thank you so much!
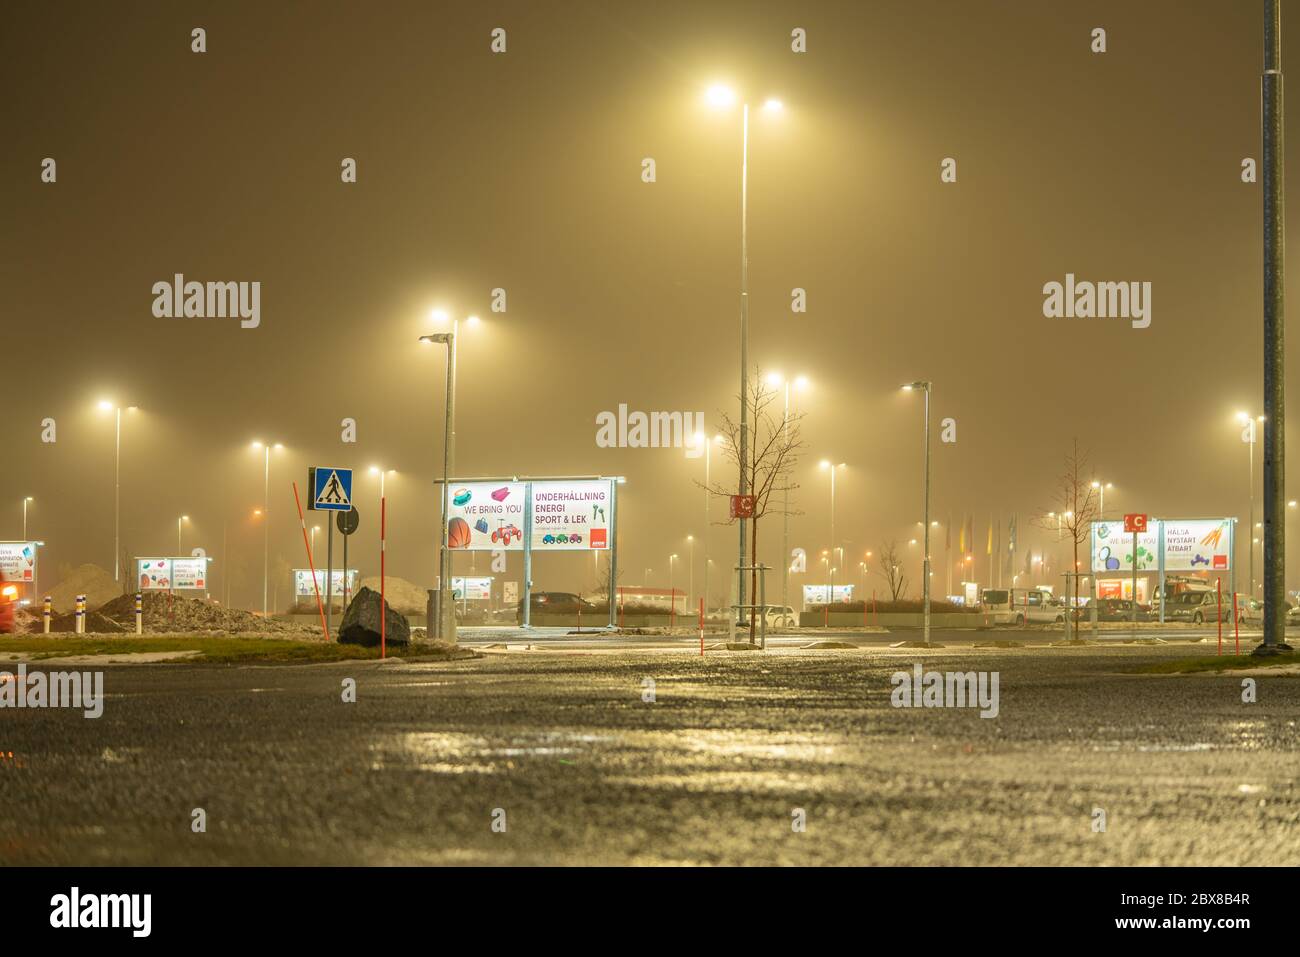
[{"left": 0, "top": 573, "right": 18, "bottom": 634}]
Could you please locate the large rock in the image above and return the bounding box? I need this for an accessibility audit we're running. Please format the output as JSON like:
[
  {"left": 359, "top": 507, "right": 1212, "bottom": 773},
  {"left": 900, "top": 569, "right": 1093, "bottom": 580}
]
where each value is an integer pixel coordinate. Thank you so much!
[
  {"left": 339, "top": 587, "right": 410, "bottom": 647},
  {"left": 358, "top": 576, "right": 428, "bottom": 615}
]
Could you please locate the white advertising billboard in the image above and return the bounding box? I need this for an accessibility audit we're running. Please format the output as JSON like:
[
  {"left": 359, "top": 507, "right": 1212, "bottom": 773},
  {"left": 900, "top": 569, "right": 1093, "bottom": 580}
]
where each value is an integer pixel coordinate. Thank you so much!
[
  {"left": 444, "top": 479, "right": 614, "bottom": 551},
  {"left": 294, "top": 569, "right": 360, "bottom": 598},
  {"left": 0, "top": 542, "right": 37, "bottom": 584},
  {"left": 803, "top": 584, "right": 854, "bottom": 605},
  {"left": 531, "top": 479, "right": 612, "bottom": 550},
  {"left": 1091, "top": 519, "right": 1231, "bottom": 574},
  {"left": 137, "top": 557, "right": 208, "bottom": 591},
  {"left": 451, "top": 576, "right": 492, "bottom": 601},
  {"left": 446, "top": 482, "right": 527, "bottom": 551}
]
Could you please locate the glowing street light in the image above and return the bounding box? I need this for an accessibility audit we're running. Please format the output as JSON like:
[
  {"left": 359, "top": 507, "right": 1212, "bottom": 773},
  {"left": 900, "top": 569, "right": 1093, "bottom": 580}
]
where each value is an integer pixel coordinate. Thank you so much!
[
  {"left": 767, "top": 372, "right": 810, "bottom": 624},
  {"left": 704, "top": 82, "right": 787, "bottom": 625},
  {"left": 420, "top": 311, "right": 481, "bottom": 638},
  {"left": 97, "top": 401, "right": 138, "bottom": 581},
  {"left": 177, "top": 514, "right": 190, "bottom": 554},
  {"left": 251, "top": 440, "right": 285, "bottom": 618},
  {"left": 902, "top": 381, "right": 934, "bottom": 645}
]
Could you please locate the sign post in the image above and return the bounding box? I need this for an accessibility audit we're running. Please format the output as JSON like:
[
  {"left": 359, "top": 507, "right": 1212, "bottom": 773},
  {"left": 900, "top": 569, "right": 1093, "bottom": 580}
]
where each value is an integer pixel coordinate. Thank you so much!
[{"left": 1123, "top": 514, "right": 1148, "bottom": 626}]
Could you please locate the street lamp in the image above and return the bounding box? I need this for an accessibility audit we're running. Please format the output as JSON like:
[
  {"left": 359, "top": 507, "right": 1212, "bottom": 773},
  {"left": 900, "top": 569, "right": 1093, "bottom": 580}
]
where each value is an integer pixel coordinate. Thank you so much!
[
  {"left": 21, "top": 497, "right": 32, "bottom": 540},
  {"left": 819, "top": 460, "right": 846, "bottom": 610},
  {"left": 692, "top": 431, "right": 725, "bottom": 616},
  {"left": 705, "top": 84, "right": 785, "bottom": 627},
  {"left": 420, "top": 312, "right": 479, "bottom": 639},
  {"left": 251, "top": 441, "right": 284, "bottom": 617},
  {"left": 766, "top": 372, "right": 810, "bottom": 632},
  {"left": 686, "top": 535, "right": 695, "bottom": 612},
  {"left": 1237, "top": 412, "right": 1265, "bottom": 597},
  {"left": 1090, "top": 480, "right": 1114, "bottom": 520},
  {"left": 903, "top": 381, "right": 934, "bottom": 645},
  {"left": 669, "top": 553, "right": 678, "bottom": 617},
  {"left": 177, "top": 514, "right": 189, "bottom": 554},
  {"left": 97, "top": 401, "right": 138, "bottom": 581}
]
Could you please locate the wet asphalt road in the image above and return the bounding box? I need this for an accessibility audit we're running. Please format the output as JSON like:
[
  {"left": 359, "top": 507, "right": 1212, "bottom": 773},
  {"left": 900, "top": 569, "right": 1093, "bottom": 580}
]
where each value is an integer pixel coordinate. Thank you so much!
[{"left": 2, "top": 642, "right": 1298, "bottom": 866}]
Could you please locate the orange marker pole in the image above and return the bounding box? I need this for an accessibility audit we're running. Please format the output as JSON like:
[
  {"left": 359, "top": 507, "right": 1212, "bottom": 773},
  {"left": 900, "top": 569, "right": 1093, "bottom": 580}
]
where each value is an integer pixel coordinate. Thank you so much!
[
  {"left": 292, "top": 481, "right": 329, "bottom": 640},
  {"left": 380, "top": 495, "right": 386, "bottom": 659}
]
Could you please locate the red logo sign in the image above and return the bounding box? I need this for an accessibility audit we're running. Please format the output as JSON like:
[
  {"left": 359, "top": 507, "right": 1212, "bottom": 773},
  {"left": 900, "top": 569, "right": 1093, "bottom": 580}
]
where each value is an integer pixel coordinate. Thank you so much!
[
  {"left": 590, "top": 528, "right": 607, "bottom": 549},
  {"left": 1213, "top": 554, "right": 1228, "bottom": 569},
  {"left": 1123, "top": 513, "right": 1148, "bottom": 533},
  {"left": 730, "top": 495, "right": 756, "bottom": 519}
]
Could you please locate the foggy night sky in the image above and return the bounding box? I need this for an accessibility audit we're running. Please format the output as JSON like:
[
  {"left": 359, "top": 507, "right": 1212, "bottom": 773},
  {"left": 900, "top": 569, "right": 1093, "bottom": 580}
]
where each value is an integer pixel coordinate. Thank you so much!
[{"left": 2, "top": 0, "right": 1295, "bottom": 608}]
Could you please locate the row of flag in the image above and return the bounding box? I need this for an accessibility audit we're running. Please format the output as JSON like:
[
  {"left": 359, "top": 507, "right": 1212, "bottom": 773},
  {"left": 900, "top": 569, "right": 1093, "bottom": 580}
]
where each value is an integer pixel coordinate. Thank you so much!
[{"left": 946, "top": 512, "right": 1040, "bottom": 578}]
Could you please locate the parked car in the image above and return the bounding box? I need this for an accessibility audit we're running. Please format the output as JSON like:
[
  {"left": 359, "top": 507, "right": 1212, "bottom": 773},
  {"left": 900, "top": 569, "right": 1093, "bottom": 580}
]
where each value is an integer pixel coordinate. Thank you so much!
[
  {"left": 1071, "top": 598, "right": 1151, "bottom": 622},
  {"left": 516, "top": 591, "right": 598, "bottom": 623},
  {"left": 764, "top": 605, "right": 798, "bottom": 628},
  {"left": 0, "top": 573, "right": 17, "bottom": 634},
  {"left": 1165, "top": 591, "right": 1257, "bottom": 624}
]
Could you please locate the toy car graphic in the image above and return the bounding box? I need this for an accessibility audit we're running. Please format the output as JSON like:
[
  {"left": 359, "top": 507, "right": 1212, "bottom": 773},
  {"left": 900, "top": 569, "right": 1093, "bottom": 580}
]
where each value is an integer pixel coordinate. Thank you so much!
[
  {"left": 556, "top": 534, "right": 569, "bottom": 544},
  {"left": 569, "top": 534, "right": 582, "bottom": 544},
  {"left": 491, "top": 523, "right": 522, "bottom": 546},
  {"left": 542, "top": 534, "right": 556, "bottom": 545}
]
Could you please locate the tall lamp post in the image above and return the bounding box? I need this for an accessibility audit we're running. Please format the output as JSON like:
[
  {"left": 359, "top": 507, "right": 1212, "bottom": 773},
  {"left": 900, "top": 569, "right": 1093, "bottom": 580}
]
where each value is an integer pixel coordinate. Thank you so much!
[
  {"left": 819, "top": 461, "right": 845, "bottom": 612},
  {"left": 694, "top": 431, "right": 724, "bottom": 616},
  {"left": 421, "top": 312, "right": 479, "bottom": 640},
  {"left": 98, "top": 401, "right": 137, "bottom": 582},
  {"left": 686, "top": 535, "right": 695, "bottom": 611},
  {"left": 903, "top": 381, "right": 933, "bottom": 646},
  {"left": 251, "top": 441, "right": 283, "bottom": 618},
  {"left": 1237, "top": 412, "right": 1264, "bottom": 599},
  {"left": 177, "top": 515, "right": 189, "bottom": 554},
  {"left": 705, "top": 85, "right": 784, "bottom": 625},
  {"left": 766, "top": 372, "right": 809, "bottom": 630},
  {"left": 22, "top": 497, "right": 32, "bottom": 540}
]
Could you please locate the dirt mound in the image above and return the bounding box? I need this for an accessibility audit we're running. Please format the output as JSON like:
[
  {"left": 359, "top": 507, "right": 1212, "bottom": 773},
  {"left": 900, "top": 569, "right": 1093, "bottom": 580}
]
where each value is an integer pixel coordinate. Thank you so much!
[
  {"left": 47, "top": 564, "right": 123, "bottom": 612},
  {"left": 359, "top": 576, "right": 428, "bottom": 616},
  {"left": 97, "top": 592, "right": 317, "bottom": 636},
  {"left": 47, "top": 610, "right": 126, "bottom": 633}
]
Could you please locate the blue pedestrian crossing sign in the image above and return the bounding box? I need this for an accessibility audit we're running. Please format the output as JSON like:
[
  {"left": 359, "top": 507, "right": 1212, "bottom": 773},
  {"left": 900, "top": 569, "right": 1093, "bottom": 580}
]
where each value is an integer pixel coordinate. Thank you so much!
[{"left": 309, "top": 466, "right": 353, "bottom": 511}]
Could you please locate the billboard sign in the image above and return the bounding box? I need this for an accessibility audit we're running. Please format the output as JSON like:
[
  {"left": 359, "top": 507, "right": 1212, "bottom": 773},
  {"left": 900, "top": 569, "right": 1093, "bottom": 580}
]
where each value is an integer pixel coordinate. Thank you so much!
[
  {"left": 1091, "top": 519, "right": 1231, "bottom": 574},
  {"left": 451, "top": 576, "right": 492, "bottom": 601},
  {"left": 446, "top": 482, "right": 527, "bottom": 551},
  {"left": 0, "top": 542, "right": 37, "bottom": 583},
  {"left": 294, "top": 569, "right": 359, "bottom": 598},
  {"left": 531, "top": 479, "right": 613, "bottom": 550},
  {"left": 137, "top": 557, "right": 208, "bottom": 591},
  {"left": 803, "top": 584, "right": 854, "bottom": 605}
]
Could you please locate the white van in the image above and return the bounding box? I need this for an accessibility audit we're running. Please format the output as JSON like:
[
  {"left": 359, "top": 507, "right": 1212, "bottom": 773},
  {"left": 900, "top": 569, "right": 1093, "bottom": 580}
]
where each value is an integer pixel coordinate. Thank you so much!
[{"left": 981, "top": 587, "right": 1062, "bottom": 625}]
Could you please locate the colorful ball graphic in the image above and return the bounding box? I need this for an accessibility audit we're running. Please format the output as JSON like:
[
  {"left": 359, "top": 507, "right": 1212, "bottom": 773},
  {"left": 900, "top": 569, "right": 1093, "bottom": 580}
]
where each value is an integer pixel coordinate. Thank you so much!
[{"left": 448, "top": 517, "right": 472, "bottom": 548}]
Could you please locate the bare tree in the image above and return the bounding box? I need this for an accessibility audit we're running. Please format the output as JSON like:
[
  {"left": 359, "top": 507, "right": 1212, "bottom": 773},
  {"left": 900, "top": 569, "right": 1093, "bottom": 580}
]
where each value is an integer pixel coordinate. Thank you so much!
[
  {"left": 703, "top": 369, "right": 805, "bottom": 643},
  {"left": 875, "top": 539, "right": 909, "bottom": 601},
  {"left": 1035, "top": 438, "right": 1099, "bottom": 635}
]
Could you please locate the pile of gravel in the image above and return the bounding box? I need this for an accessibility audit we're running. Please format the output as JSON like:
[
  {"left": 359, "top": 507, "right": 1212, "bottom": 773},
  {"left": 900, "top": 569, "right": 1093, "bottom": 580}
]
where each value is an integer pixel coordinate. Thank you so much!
[{"left": 96, "top": 592, "right": 319, "bottom": 636}]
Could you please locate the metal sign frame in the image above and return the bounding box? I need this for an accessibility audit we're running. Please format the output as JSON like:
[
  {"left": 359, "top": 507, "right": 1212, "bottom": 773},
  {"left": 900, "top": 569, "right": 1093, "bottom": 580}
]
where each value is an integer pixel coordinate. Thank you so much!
[{"left": 434, "top": 475, "right": 623, "bottom": 629}]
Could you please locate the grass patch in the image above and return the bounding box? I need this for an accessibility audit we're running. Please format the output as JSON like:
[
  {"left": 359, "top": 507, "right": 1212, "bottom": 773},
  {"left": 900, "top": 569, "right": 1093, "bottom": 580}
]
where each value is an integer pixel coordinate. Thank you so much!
[
  {"left": 0, "top": 636, "right": 477, "bottom": 664},
  {"left": 1131, "top": 650, "right": 1300, "bottom": 675}
]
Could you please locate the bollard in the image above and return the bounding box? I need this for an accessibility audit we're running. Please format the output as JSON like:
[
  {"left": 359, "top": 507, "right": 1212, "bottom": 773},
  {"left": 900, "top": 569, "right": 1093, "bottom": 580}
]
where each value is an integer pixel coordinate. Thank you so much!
[
  {"left": 75, "top": 594, "right": 85, "bottom": 634},
  {"left": 42, "top": 596, "right": 51, "bottom": 634},
  {"left": 135, "top": 592, "right": 143, "bottom": 635}
]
